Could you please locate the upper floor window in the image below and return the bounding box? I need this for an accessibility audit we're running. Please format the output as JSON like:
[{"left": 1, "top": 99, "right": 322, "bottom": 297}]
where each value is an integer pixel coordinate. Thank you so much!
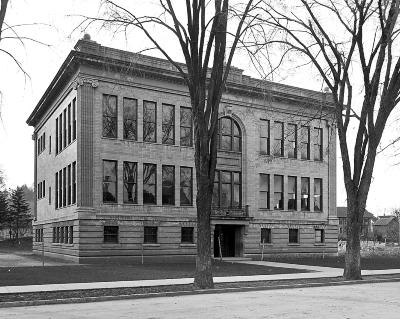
[
  {"left": 143, "top": 163, "right": 157, "bottom": 204},
  {"left": 301, "top": 177, "right": 310, "bottom": 211},
  {"left": 103, "top": 160, "right": 117, "bottom": 203},
  {"left": 218, "top": 117, "right": 241, "bottom": 152},
  {"left": 143, "top": 101, "right": 156, "bottom": 143},
  {"left": 123, "top": 98, "right": 138, "bottom": 140},
  {"left": 162, "top": 104, "right": 175, "bottom": 145},
  {"left": 102, "top": 94, "right": 118, "bottom": 138},
  {"left": 287, "top": 124, "right": 297, "bottom": 158},
  {"left": 288, "top": 176, "right": 297, "bottom": 210},
  {"left": 273, "top": 121, "right": 284, "bottom": 156},
  {"left": 180, "top": 167, "right": 193, "bottom": 206},
  {"left": 274, "top": 175, "right": 283, "bottom": 210},
  {"left": 300, "top": 126, "right": 310, "bottom": 160},
  {"left": 212, "top": 170, "right": 241, "bottom": 208},
  {"left": 314, "top": 178, "right": 322, "bottom": 211},
  {"left": 162, "top": 165, "right": 175, "bottom": 205},
  {"left": 123, "top": 161, "right": 137, "bottom": 204},
  {"left": 260, "top": 120, "right": 270, "bottom": 155},
  {"left": 259, "top": 174, "right": 270, "bottom": 209},
  {"left": 180, "top": 107, "right": 192, "bottom": 146},
  {"left": 72, "top": 98, "right": 77, "bottom": 141},
  {"left": 314, "top": 128, "right": 323, "bottom": 161}
]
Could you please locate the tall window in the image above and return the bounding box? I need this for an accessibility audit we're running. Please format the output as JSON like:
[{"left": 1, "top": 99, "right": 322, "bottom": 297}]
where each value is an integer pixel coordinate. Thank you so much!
[
  {"left": 72, "top": 98, "right": 76, "bottom": 141},
  {"left": 72, "top": 161, "right": 76, "bottom": 204},
  {"left": 260, "top": 120, "right": 270, "bottom": 155},
  {"left": 68, "top": 103, "right": 71, "bottom": 144},
  {"left": 300, "top": 126, "right": 310, "bottom": 160},
  {"left": 143, "top": 163, "right": 157, "bottom": 204},
  {"left": 162, "top": 104, "right": 175, "bottom": 145},
  {"left": 259, "top": 174, "right": 269, "bottom": 209},
  {"left": 63, "top": 109, "right": 67, "bottom": 148},
  {"left": 273, "top": 121, "right": 284, "bottom": 156},
  {"left": 63, "top": 167, "right": 67, "bottom": 206},
  {"left": 67, "top": 164, "right": 71, "bottom": 205},
  {"left": 181, "top": 227, "right": 194, "bottom": 243},
  {"left": 123, "top": 98, "right": 138, "bottom": 140},
  {"left": 314, "top": 178, "right": 322, "bottom": 211},
  {"left": 261, "top": 228, "right": 272, "bottom": 244},
  {"left": 180, "top": 167, "right": 193, "bottom": 206},
  {"left": 49, "top": 136, "right": 52, "bottom": 154},
  {"left": 58, "top": 113, "right": 63, "bottom": 153},
  {"left": 58, "top": 169, "right": 62, "bottom": 208},
  {"left": 301, "top": 177, "right": 310, "bottom": 211},
  {"left": 314, "top": 128, "right": 323, "bottom": 161},
  {"left": 212, "top": 171, "right": 241, "bottom": 208},
  {"left": 162, "top": 165, "right": 175, "bottom": 205},
  {"left": 123, "top": 162, "right": 137, "bottom": 204},
  {"left": 218, "top": 117, "right": 241, "bottom": 152},
  {"left": 103, "top": 160, "right": 117, "bottom": 203},
  {"left": 143, "top": 101, "right": 156, "bottom": 142},
  {"left": 287, "top": 124, "right": 297, "bottom": 158},
  {"left": 102, "top": 94, "right": 118, "bottom": 138},
  {"left": 274, "top": 175, "right": 283, "bottom": 210},
  {"left": 104, "top": 226, "right": 119, "bottom": 243},
  {"left": 144, "top": 226, "right": 158, "bottom": 243},
  {"left": 315, "top": 229, "right": 325, "bottom": 243},
  {"left": 180, "top": 107, "right": 192, "bottom": 146},
  {"left": 288, "top": 176, "right": 297, "bottom": 210},
  {"left": 56, "top": 118, "right": 59, "bottom": 154},
  {"left": 289, "top": 228, "right": 299, "bottom": 244}
]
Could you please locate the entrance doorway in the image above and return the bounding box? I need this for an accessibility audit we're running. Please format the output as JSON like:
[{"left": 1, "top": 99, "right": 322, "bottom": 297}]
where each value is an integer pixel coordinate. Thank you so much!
[{"left": 214, "top": 225, "right": 243, "bottom": 257}]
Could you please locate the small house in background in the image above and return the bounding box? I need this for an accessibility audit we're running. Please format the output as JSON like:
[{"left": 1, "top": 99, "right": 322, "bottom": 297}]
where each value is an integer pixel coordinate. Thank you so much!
[
  {"left": 374, "top": 216, "right": 399, "bottom": 242},
  {"left": 337, "top": 207, "right": 376, "bottom": 240}
]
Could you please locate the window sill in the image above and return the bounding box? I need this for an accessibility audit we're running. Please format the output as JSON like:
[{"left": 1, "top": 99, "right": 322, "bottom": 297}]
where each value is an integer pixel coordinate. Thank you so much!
[
  {"left": 142, "top": 243, "right": 160, "bottom": 247},
  {"left": 287, "top": 243, "right": 300, "bottom": 246},
  {"left": 314, "top": 243, "right": 326, "bottom": 246},
  {"left": 101, "top": 243, "right": 121, "bottom": 247},
  {"left": 180, "top": 243, "right": 196, "bottom": 247},
  {"left": 259, "top": 243, "right": 273, "bottom": 246}
]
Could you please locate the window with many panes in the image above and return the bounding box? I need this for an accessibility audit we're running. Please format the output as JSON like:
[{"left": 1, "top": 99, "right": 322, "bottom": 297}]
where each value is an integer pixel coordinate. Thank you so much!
[
  {"left": 143, "top": 163, "right": 157, "bottom": 204},
  {"left": 218, "top": 117, "right": 241, "bottom": 152},
  {"left": 314, "top": 128, "right": 323, "bottom": 161},
  {"left": 260, "top": 120, "right": 270, "bottom": 155},
  {"left": 259, "top": 174, "right": 269, "bottom": 209},
  {"left": 300, "top": 126, "right": 310, "bottom": 160},
  {"left": 181, "top": 227, "right": 194, "bottom": 243},
  {"left": 212, "top": 171, "right": 241, "bottom": 208},
  {"left": 123, "top": 98, "right": 138, "bottom": 140},
  {"left": 103, "top": 160, "right": 117, "bottom": 203},
  {"left": 102, "top": 94, "right": 118, "bottom": 138},
  {"left": 289, "top": 228, "right": 299, "bottom": 244},
  {"left": 143, "top": 101, "right": 156, "bottom": 142},
  {"left": 104, "top": 226, "right": 119, "bottom": 243},
  {"left": 274, "top": 175, "right": 283, "bottom": 210},
  {"left": 68, "top": 103, "right": 71, "bottom": 144},
  {"left": 72, "top": 98, "right": 77, "bottom": 141},
  {"left": 301, "top": 177, "right": 310, "bottom": 211},
  {"left": 315, "top": 229, "right": 325, "bottom": 243},
  {"left": 180, "top": 167, "right": 193, "bottom": 206},
  {"left": 273, "top": 121, "right": 284, "bottom": 156},
  {"left": 314, "top": 178, "right": 322, "bottom": 211},
  {"left": 162, "top": 104, "right": 175, "bottom": 145},
  {"left": 123, "top": 162, "right": 137, "bottom": 204},
  {"left": 180, "top": 107, "right": 192, "bottom": 146},
  {"left": 162, "top": 165, "right": 175, "bottom": 205},
  {"left": 261, "top": 228, "right": 272, "bottom": 244},
  {"left": 287, "top": 124, "right": 297, "bottom": 158},
  {"left": 288, "top": 176, "right": 297, "bottom": 210},
  {"left": 67, "top": 164, "right": 71, "bottom": 205},
  {"left": 144, "top": 226, "right": 158, "bottom": 243},
  {"left": 72, "top": 162, "right": 76, "bottom": 204}
]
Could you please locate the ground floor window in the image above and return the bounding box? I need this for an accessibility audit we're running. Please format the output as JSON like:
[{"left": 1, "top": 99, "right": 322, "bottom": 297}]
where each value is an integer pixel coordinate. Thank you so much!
[
  {"left": 52, "top": 225, "right": 74, "bottom": 244},
  {"left": 288, "top": 228, "right": 299, "bottom": 244},
  {"left": 104, "top": 226, "right": 119, "bottom": 243},
  {"left": 35, "top": 228, "right": 43, "bottom": 242},
  {"left": 315, "top": 229, "right": 325, "bottom": 243},
  {"left": 260, "top": 228, "right": 271, "bottom": 244},
  {"left": 144, "top": 226, "right": 158, "bottom": 243},
  {"left": 181, "top": 227, "right": 194, "bottom": 243}
]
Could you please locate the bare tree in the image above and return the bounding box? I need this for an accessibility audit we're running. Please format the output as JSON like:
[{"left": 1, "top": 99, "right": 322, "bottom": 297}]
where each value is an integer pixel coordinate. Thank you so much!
[
  {"left": 251, "top": 0, "right": 400, "bottom": 279},
  {"left": 77, "top": 0, "right": 258, "bottom": 288},
  {"left": 393, "top": 208, "right": 400, "bottom": 246}
]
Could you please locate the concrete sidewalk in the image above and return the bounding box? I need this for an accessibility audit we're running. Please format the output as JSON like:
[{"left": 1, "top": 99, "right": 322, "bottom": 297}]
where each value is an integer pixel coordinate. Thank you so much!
[{"left": 0, "top": 261, "right": 400, "bottom": 295}]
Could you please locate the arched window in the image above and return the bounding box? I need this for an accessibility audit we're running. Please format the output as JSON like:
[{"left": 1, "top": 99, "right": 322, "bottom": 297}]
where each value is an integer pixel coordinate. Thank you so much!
[{"left": 218, "top": 117, "right": 241, "bottom": 152}]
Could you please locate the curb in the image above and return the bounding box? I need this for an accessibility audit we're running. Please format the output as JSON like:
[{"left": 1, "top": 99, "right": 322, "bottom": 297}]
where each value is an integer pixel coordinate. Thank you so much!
[{"left": 1, "top": 275, "right": 400, "bottom": 308}]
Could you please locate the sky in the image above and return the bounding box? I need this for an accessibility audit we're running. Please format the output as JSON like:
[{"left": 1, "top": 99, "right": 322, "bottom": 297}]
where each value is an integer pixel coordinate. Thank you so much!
[{"left": 0, "top": 0, "right": 400, "bottom": 216}]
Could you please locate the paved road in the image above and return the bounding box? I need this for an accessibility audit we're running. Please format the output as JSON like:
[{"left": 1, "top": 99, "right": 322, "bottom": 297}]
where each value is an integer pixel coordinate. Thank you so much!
[{"left": 2, "top": 281, "right": 400, "bottom": 318}]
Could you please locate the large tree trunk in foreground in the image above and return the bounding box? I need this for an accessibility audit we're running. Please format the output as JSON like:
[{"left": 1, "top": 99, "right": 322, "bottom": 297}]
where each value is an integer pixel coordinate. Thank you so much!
[{"left": 343, "top": 201, "right": 362, "bottom": 280}]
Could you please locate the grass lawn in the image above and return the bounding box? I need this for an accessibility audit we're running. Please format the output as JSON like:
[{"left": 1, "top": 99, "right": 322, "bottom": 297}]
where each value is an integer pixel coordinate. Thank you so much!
[
  {"left": 0, "top": 237, "right": 32, "bottom": 252},
  {"left": 265, "top": 255, "right": 400, "bottom": 270},
  {"left": 0, "top": 261, "right": 308, "bottom": 287}
]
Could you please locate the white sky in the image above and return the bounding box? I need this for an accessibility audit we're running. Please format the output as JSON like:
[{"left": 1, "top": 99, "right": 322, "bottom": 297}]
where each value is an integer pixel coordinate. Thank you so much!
[{"left": 0, "top": 0, "right": 400, "bottom": 216}]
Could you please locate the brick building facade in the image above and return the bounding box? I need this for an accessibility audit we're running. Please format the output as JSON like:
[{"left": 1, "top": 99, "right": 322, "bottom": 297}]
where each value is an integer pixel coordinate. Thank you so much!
[{"left": 27, "top": 36, "right": 338, "bottom": 262}]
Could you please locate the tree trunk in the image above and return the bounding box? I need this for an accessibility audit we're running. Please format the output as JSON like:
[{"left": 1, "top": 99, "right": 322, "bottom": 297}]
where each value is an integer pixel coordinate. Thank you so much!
[
  {"left": 193, "top": 172, "right": 213, "bottom": 289},
  {"left": 343, "top": 200, "right": 363, "bottom": 280}
]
